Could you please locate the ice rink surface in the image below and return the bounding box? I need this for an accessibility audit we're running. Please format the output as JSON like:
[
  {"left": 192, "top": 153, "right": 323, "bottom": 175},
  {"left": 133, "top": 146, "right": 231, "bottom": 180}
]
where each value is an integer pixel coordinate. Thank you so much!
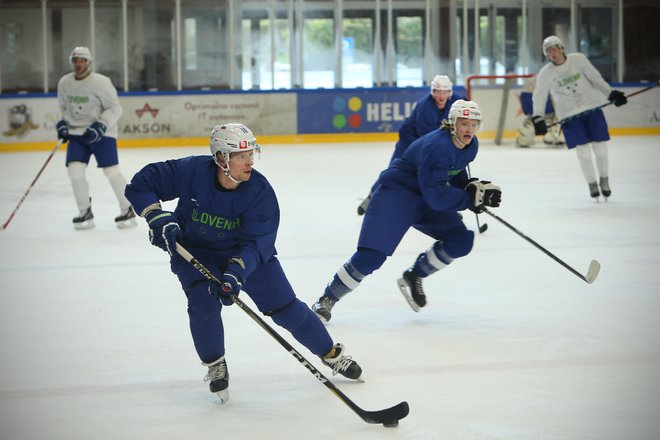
[{"left": 1, "top": 135, "right": 659, "bottom": 440}]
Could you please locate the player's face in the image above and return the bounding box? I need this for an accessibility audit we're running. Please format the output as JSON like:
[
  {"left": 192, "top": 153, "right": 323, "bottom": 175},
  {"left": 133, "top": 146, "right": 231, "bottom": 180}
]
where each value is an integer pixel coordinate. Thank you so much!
[
  {"left": 546, "top": 46, "right": 565, "bottom": 65},
  {"left": 454, "top": 118, "right": 479, "bottom": 146},
  {"left": 71, "top": 57, "right": 89, "bottom": 76},
  {"left": 228, "top": 150, "right": 254, "bottom": 182},
  {"left": 431, "top": 89, "right": 452, "bottom": 108}
]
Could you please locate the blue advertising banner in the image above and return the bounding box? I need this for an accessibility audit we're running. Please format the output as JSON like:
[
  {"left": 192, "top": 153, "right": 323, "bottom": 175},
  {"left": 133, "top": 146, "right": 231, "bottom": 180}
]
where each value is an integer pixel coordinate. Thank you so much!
[{"left": 297, "top": 87, "right": 428, "bottom": 134}]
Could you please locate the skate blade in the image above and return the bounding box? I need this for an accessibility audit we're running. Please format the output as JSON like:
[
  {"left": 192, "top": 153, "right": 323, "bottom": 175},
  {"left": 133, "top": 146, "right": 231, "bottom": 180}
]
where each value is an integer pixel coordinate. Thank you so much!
[
  {"left": 396, "top": 278, "right": 421, "bottom": 313},
  {"left": 215, "top": 389, "right": 229, "bottom": 404},
  {"left": 74, "top": 220, "right": 95, "bottom": 230},
  {"left": 115, "top": 218, "right": 137, "bottom": 229}
]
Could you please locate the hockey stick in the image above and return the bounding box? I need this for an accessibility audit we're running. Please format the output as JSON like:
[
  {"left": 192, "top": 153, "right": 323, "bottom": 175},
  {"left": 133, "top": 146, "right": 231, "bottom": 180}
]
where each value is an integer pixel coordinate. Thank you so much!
[
  {"left": 549, "top": 80, "right": 659, "bottom": 128},
  {"left": 482, "top": 208, "right": 600, "bottom": 284},
  {"left": 2, "top": 139, "right": 63, "bottom": 230},
  {"left": 467, "top": 165, "right": 488, "bottom": 233},
  {"left": 175, "top": 242, "right": 410, "bottom": 426}
]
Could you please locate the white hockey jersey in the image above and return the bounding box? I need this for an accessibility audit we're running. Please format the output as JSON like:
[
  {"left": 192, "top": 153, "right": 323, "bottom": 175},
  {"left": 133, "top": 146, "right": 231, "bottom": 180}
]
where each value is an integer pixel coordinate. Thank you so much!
[
  {"left": 532, "top": 53, "right": 612, "bottom": 121},
  {"left": 57, "top": 72, "right": 122, "bottom": 139}
]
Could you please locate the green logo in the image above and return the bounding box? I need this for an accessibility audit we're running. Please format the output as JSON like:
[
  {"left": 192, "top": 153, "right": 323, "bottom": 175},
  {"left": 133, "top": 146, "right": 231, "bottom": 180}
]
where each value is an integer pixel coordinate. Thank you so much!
[{"left": 191, "top": 208, "right": 240, "bottom": 230}]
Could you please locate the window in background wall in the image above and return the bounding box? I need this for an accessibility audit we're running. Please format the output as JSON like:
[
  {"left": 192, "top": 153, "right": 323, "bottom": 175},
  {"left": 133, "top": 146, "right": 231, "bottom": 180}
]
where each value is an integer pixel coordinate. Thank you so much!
[
  {"left": 342, "top": 17, "right": 373, "bottom": 88},
  {"left": 579, "top": 7, "right": 613, "bottom": 81},
  {"left": 303, "top": 18, "right": 334, "bottom": 89},
  {"left": 396, "top": 15, "right": 423, "bottom": 86},
  {"left": 184, "top": 18, "right": 198, "bottom": 70},
  {"left": 50, "top": 1, "right": 90, "bottom": 92},
  {"left": 0, "top": 8, "right": 43, "bottom": 93},
  {"left": 95, "top": 5, "right": 122, "bottom": 89}
]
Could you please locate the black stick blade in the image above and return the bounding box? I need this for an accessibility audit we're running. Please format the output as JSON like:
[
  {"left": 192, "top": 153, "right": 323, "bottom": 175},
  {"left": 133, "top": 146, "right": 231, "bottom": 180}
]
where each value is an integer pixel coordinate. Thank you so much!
[{"left": 358, "top": 401, "right": 410, "bottom": 424}]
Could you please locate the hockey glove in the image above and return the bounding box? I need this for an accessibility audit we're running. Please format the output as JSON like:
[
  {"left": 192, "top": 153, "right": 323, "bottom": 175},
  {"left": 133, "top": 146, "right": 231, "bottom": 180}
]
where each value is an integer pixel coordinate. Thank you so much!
[
  {"left": 82, "top": 121, "right": 107, "bottom": 144},
  {"left": 56, "top": 120, "right": 70, "bottom": 142},
  {"left": 531, "top": 115, "right": 547, "bottom": 135},
  {"left": 209, "top": 259, "right": 245, "bottom": 306},
  {"left": 145, "top": 210, "right": 181, "bottom": 256},
  {"left": 608, "top": 90, "right": 627, "bottom": 107},
  {"left": 465, "top": 178, "right": 502, "bottom": 213}
]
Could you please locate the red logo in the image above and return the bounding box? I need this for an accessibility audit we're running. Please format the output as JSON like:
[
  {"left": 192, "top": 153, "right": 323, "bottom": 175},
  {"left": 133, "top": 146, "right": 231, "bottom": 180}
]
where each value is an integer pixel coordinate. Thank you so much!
[
  {"left": 462, "top": 109, "right": 470, "bottom": 116},
  {"left": 135, "top": 103, "right": 159, "bottom": 118},
  {"left": 239, "top": 140, "right": 248, "bottom": 149}
]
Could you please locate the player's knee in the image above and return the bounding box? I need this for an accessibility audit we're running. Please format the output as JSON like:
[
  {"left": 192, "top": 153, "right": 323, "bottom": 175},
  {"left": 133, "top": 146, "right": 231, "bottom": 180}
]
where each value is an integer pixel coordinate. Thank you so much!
[
  {"left": 102, "top": 164, "right": 121, "bottom": 178},
  {"left": 443, "top": 229, "right": 474, "bottom": 258},
  {"left": 350, "top": 247, "right": 388, "bottom": 275},
  {"left": 270, "top": 298, "right": 310, "bottom": 332},
  {"left": 66, "top": 161, "right": 87, "bottom": 180},
  {"left": 186, "top": 283, "right": 221, "bottom": 319}
]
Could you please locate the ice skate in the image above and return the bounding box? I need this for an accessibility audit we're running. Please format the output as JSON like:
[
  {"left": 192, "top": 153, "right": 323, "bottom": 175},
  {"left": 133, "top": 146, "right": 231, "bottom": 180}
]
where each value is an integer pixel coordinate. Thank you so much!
[
  {"left": 599, "top": 177, "right": 611, "bottom": 200},
  {"left": 320, "top": 343, "right": 364, "bottom": 382},
  {"left": 203, "top": 356, "right": 229, "bottom": 403},
  {"left": 312, "top": 295, "right": 336, "bottom": 323},
  {"left": 397, "top": 269, "right": 426, "bottom": 312},
  {"left": 588, "top": 182, "right": 600, "bottom": 201},
  {"left": 357, "top": 193, "right": 372, "bottom": 216},
  {"left": 73, "top": 205, "right": 95, "bottom": 230},
  {"left": 114, "top": 206, "right": 137, "bottom": 229}
]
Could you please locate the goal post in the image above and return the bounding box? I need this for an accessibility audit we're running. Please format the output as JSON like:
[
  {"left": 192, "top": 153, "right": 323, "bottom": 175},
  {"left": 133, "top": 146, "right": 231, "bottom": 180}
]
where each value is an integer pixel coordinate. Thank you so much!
[{"left": 466, "top": 74, "right": 535, "bottom": 145}]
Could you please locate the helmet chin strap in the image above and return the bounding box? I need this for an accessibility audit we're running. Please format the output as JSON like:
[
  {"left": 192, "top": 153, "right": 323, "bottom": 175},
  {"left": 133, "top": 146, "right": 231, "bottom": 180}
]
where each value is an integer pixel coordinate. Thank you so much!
[{"left": 215, "top": 154, "right": 241, "bottom": 184}]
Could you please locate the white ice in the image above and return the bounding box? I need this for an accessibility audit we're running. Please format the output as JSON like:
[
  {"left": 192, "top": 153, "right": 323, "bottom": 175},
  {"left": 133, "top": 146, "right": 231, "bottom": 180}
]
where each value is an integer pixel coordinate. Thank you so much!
[{"left": 1, "top": 136, "right": 659, "bottom": 440}]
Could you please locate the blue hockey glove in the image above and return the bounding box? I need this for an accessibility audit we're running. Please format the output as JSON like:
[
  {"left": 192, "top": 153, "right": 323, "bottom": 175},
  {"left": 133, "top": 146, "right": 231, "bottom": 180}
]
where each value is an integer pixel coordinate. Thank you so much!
[
  {"left": 145, "top": 210, "right": 181, "bottom": 256},
  {"left": 608, "top": 90, "right": 627, "bottom": 107},
  {"left": 82, "top": 121, "right": 106, "bottom": 144},
  {"left": 531, "top": 115, "right": 547, "bottom": 135},
  {"left": 56, "top": 120, "right": 70, "bottom": 142},
  {"left": 465, "top": 178, "right": 502, "bottom": 213},
  {"left": 208, "top": 258, "right": 246, "bottom": 306}
]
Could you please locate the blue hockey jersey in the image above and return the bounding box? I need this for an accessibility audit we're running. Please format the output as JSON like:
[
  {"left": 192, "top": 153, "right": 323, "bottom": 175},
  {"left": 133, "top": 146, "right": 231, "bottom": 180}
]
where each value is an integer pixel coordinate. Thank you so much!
[
  {"left": 379, "top": 128, "right": 477, "bottom": 212},
  {"left": 125, "top": 155, "right": 279, "bottom": 280}
]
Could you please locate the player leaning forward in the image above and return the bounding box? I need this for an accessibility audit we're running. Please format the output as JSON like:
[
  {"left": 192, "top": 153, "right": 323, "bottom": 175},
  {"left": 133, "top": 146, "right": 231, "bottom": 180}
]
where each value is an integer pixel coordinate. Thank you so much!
[
  {"left": 125, "top": 123, "right": 364, "bottom": 402},
  {"left": 56, "top": 46, "right": 136, "bottom": 229},
  {"left": 531, "top": 35, "right": 627, "bottom": 200},
  {"left": 313, "top": 100, "right": 502, "bottom": 322}
]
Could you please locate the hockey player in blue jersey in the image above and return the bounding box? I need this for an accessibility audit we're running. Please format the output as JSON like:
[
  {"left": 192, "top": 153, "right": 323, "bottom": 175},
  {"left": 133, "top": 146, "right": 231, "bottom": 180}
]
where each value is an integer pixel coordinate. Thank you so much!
[
  {"left": 125, "top": 123, "right": 364, "bottom": 403},
  {"left": 357, "top": 75, "right": 466, "bottom": 215},
  {"left": 314, "top": 100, "right": 502, "bottom": 322}
]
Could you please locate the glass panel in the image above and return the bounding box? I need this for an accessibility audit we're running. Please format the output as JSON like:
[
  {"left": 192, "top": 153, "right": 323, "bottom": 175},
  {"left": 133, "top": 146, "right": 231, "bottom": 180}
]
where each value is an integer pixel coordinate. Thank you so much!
[
  {"left": 342, "top": 17, "right": 373, "bottom": 88},
  {"left": 126, "top": 1, "right": 176, "bottom": 91},
  {"left": 395, "top": 15, "right": 423, "bottom": 86},
  {"left": 50, "top": 0, "right": 91, "bottom": 92},
  {"left": 181, "top": 1, "right": 228, "bottom": 89},
  {"left": 303, "top": 17, "right": 334, "bottom": 88},
  {"left": 578, "top": 7, "right": 613, "bottom": 81},
  {"left": 95, "top": 4, "right": 122, "bottom": 90},
  {"left": 0, "top": 0, "right": 43, "bottom": 93}
]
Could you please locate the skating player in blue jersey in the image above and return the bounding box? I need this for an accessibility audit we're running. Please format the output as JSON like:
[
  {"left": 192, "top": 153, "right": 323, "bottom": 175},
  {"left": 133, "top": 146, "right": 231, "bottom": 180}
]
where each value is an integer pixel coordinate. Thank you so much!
[
  {"left": 125, "top": 123, "right": 364, "bottom": 403},
  {"left": 357, "top": 75, "right": 466, "bottom": 215},
  {"left": 314, "top": 100, "right": 502, "bottom": 322}
]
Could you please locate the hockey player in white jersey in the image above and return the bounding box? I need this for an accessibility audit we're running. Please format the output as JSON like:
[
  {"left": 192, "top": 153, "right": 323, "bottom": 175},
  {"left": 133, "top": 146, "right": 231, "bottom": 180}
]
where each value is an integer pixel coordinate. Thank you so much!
[
  {"left": 56, "top": 46, "right": 136, "bottom": 229},
  {"left": 531, "top": 35, "right": 627, "bottom": 200}
]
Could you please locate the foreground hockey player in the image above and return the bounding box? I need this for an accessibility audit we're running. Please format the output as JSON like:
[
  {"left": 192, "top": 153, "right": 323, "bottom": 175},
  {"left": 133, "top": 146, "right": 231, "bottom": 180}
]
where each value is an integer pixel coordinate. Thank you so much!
[
  {"left": 531, "top": 35, "right": 627, "bottom": 200},
  {"left": 357, "top": 75, "right": 465, "bottom": 215},
  {"left": 313, "top": 100, "right": 502, "bottom": 322},
  {"left": 125, "top": 123, "right": 364, "bottom": 403},
  {"left": 56, "top": 46, "right": 136, "bottom": 229}
]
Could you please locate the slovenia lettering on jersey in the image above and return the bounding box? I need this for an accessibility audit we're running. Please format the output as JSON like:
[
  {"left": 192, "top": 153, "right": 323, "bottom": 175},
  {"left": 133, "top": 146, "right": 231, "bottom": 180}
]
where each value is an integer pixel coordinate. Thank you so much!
[
  {"left": 556, "top": 72, "right": 581, "bottom": 88},
  {"left": 191, "top": 208, "right": 240, "bottom": 230},
  {"left": 68, "top": 96, "right": 90, "bottom": 104}
]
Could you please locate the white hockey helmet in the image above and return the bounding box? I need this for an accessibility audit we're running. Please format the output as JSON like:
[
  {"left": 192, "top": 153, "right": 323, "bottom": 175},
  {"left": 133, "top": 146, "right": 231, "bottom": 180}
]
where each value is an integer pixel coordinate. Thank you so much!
[
  {"left": 210, "top": 122, "right": 260, "bottom": 167},
  {"left": 448, "top": 99, "right": 482, "bottom": 126},
  {"left": 430, "top": 75, "right": 453, "bottom": 96},
  {"left": 69, "top": 46, "right": 93, "bottom": 64},
  {"left": 542, "top": 35, "right": 564, "bottom": 56}
]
